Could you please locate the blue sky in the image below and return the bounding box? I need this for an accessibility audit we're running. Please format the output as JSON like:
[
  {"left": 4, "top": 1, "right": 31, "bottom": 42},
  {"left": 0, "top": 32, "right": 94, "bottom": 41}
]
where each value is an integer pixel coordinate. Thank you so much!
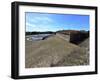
[{"left": 26, "top": 12, "right": 89, "bottom": 32}]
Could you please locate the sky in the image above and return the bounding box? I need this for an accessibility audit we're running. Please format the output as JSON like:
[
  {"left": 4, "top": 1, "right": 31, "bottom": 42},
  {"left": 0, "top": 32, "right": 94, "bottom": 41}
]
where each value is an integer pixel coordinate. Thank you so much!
[{"left": 26, "top": 12, "right": 89, "bottom": 32}]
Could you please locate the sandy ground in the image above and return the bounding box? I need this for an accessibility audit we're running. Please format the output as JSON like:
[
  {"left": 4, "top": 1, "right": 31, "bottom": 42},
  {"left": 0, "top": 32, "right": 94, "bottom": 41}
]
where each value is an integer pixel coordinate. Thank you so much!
[{"left": 25, "top": 34, "right": 89, "bottom": 68}]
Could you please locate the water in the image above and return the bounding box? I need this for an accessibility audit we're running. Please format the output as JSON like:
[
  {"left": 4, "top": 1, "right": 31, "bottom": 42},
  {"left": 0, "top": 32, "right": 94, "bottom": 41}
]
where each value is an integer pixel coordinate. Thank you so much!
[{"left": 26, "top": 34, "right": 52, "bottom": 41}]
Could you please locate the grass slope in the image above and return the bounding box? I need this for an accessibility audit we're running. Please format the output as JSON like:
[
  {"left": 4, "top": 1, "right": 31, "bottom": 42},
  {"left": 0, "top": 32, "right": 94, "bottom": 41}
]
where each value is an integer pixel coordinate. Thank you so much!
[{"left": 25, "top": 35, "right": 89, "bottom": 68}]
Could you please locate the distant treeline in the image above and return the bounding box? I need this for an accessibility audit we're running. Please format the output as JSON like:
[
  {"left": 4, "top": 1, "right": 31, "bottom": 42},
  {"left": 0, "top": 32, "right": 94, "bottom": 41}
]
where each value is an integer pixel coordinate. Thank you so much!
[
  {"left": 26, "top": 30, "right": 89, "bottom": 41},
  {"left": 26, "top": 31, "right": 55, "bottom": 35}
]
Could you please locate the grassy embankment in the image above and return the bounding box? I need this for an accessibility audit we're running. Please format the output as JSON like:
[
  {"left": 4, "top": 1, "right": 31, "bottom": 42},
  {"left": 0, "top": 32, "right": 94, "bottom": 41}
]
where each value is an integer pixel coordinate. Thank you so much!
[{"left": 25, "top": 34, "right": 89, "bottom": 68}]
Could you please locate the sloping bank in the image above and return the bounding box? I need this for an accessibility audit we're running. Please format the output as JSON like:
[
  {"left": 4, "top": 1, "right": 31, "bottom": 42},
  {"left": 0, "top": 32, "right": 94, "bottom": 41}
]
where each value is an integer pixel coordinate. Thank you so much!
[{"left": 25, "top": 35, "right": 89, "bottom": 68}]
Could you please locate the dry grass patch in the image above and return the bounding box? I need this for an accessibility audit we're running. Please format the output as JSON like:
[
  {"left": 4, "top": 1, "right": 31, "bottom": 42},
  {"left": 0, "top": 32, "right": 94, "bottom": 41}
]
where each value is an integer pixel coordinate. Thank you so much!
[{"left": 25, "top": 35, "right": 89, "bottom": 68}]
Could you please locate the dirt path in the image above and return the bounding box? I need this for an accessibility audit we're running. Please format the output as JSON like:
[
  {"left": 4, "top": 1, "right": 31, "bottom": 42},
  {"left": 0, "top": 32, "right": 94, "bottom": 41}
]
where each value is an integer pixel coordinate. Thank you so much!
[{"left": 56, "top": 33, "right": 70, "bottom": 41}]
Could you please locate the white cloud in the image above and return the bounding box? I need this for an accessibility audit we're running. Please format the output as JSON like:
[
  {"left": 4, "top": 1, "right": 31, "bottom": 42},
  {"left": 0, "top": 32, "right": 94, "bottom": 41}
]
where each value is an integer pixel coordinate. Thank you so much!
[
  {"left": 28, "top": 15, "right": 54, "bottom": 24},
  {"left": 26, "top": 13, "right": 61, "bottom": 32},
  {"left": 34, "top": 16, "right": 53, "bottom": 22},
  {"left": 26, "top": 22, "right": 36, "bottom": 28}
]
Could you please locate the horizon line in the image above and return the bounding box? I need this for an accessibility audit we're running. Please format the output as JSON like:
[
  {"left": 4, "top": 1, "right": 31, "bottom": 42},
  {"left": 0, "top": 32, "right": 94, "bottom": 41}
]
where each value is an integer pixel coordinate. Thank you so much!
[{"left": 26, "top": 29, "right": 89, "bottom": 32}]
